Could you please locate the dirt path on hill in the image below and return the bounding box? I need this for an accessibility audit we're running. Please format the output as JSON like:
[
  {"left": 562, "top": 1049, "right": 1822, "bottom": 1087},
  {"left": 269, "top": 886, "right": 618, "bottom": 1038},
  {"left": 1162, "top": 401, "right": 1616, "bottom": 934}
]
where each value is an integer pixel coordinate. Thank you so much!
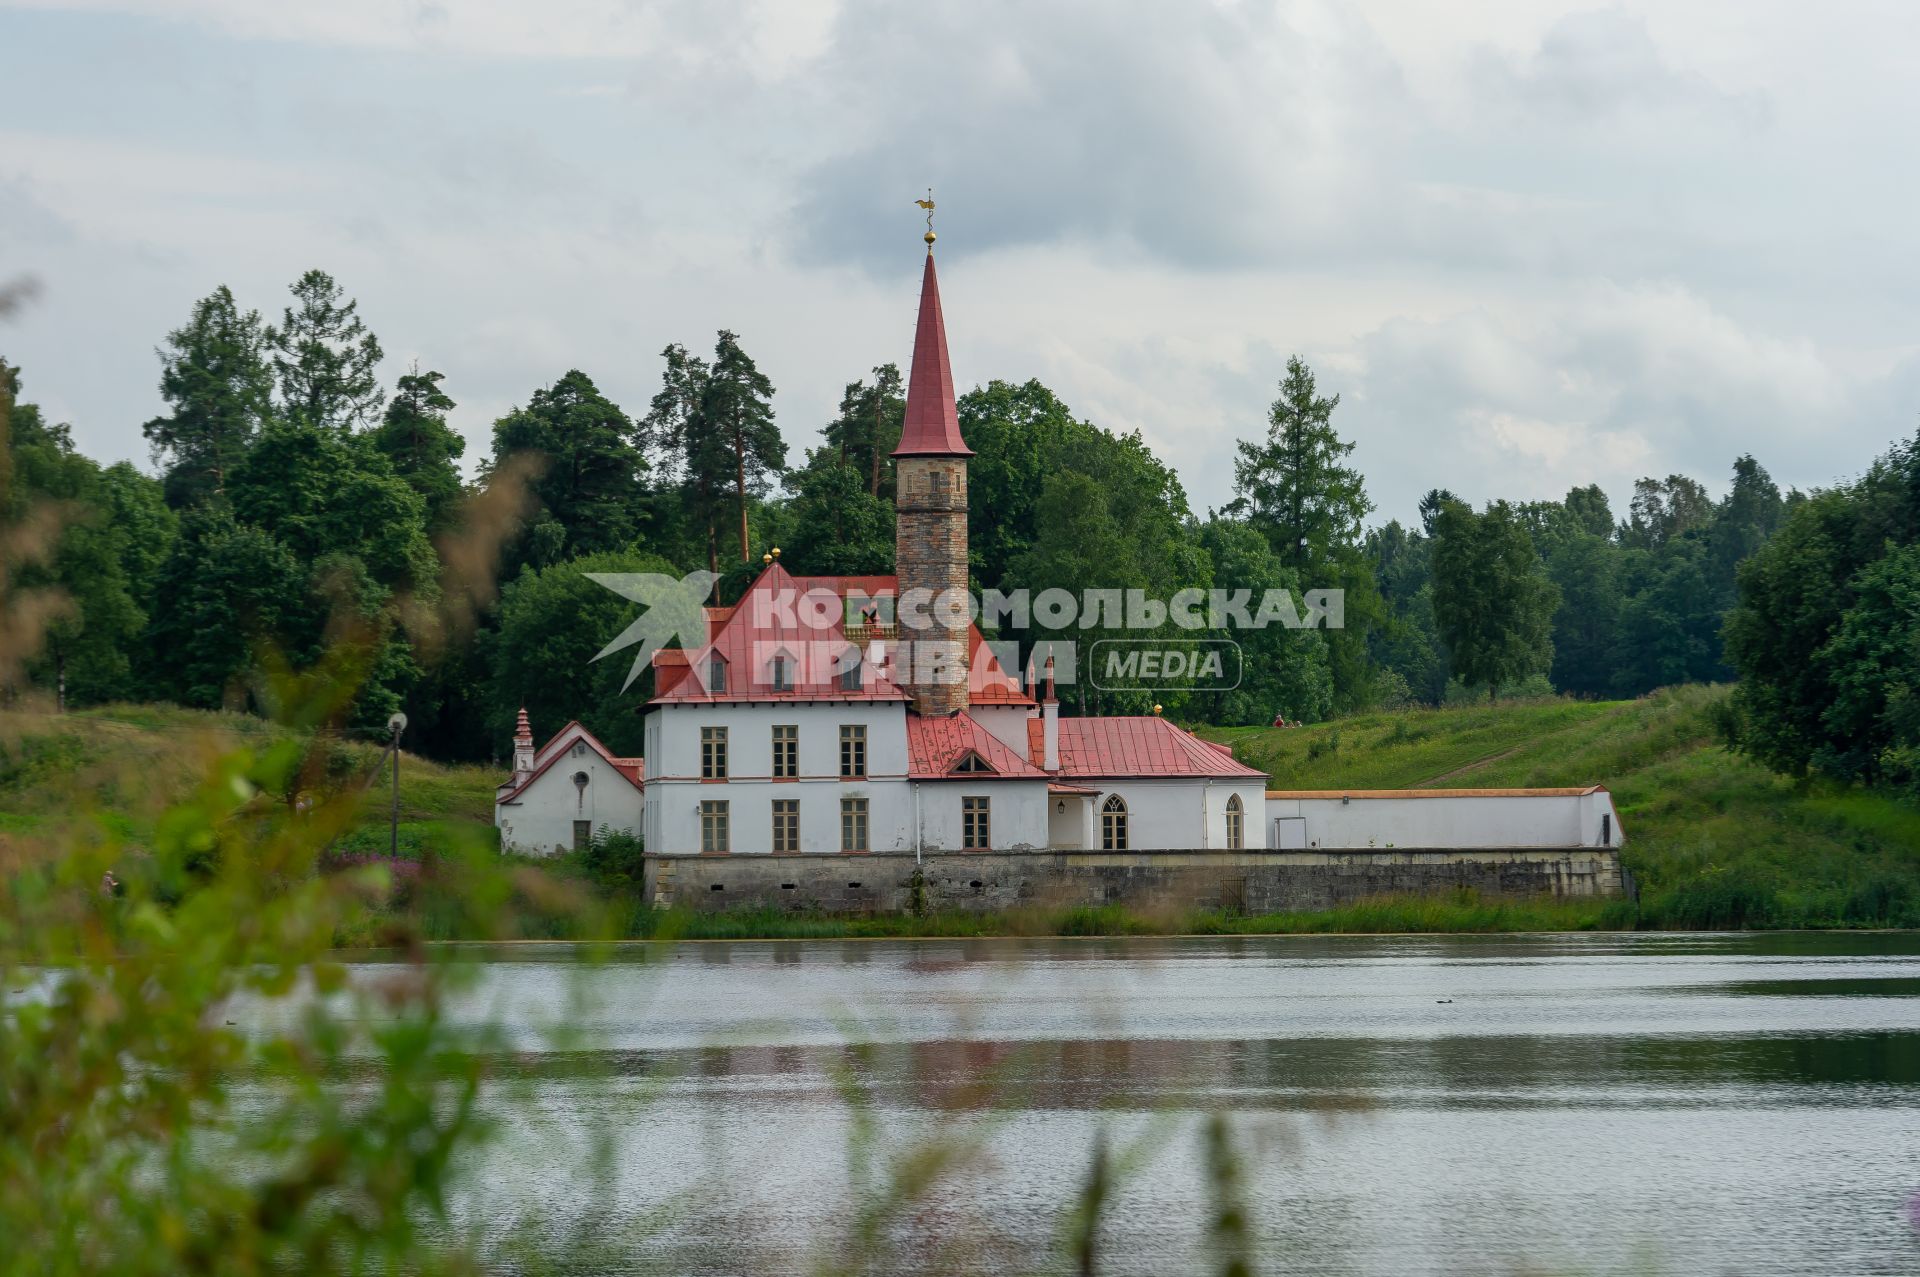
[{"left": 1413, "top": 745, "right": 1525, "bottom": 786}]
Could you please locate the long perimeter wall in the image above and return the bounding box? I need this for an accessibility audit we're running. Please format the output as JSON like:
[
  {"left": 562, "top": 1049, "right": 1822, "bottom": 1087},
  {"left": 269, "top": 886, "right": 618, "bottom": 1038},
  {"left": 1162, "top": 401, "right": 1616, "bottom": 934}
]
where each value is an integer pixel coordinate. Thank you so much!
[{"left": 643, "top": 848, "right": 1626, "bottom": 915}]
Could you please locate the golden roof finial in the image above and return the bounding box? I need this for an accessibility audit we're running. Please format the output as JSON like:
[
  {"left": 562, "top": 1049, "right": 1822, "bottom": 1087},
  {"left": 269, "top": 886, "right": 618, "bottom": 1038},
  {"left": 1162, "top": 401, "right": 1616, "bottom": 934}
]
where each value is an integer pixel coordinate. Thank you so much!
[{"left": 915, "top": 189, "right": 936, "bottom": 247}]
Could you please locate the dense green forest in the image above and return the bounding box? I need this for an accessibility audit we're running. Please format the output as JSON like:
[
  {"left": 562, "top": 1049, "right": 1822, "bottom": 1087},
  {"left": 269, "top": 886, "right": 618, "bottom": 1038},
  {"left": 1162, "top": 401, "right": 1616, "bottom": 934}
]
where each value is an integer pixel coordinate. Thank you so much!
[{"left": 2, "top": 268, "right": 1915, "bottom": 799}]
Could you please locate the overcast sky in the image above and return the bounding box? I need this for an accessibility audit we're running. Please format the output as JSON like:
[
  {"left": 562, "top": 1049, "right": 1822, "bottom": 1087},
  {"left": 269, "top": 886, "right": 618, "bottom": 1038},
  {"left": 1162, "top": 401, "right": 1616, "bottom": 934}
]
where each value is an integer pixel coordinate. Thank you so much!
[{"left": 3, "top": 0, "right": 1917, "bottom": 526}]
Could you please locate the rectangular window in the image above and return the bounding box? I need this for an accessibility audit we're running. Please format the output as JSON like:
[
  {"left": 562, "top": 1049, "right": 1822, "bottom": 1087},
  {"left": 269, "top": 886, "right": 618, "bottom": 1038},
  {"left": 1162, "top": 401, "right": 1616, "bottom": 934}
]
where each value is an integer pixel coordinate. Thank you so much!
[
  {"left": 963, "top": 796, "right": 990, "bottom": 850},
  {"left": 839, "top": 724, "right": 866, "bottom": 778},
  {"left": 770, "top": 654, "right": 793, "bottom": 693},
  {"left": 707, "top": 654, "right": 727, "bottom": 694},
  {"left": 840, "top": 795, "right": 868, "bottom": 853},
  {"left": 700, "top": 800, "right": 730, "bottom": 853},
  {"left": 701, "top": 726, "right": 728, "bottom": 780},
  {"left": 771, "top": 724, "right": 798, "bottom": 779},
  {"left": 573, "top": 820, "right": 592, "bottom": 852},
  {"left": 839, "top": 657, "right": 863, "bottom": 693},
  {"left": 771, "top": 799, "right": 799, "bottom": 853}
]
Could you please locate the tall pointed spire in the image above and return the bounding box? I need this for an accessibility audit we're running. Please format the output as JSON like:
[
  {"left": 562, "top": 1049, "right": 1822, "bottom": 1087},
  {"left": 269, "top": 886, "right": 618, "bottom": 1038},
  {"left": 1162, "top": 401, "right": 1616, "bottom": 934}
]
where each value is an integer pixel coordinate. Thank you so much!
[{"left": 892, "top": 249, "right": 972, "bottom": 457}]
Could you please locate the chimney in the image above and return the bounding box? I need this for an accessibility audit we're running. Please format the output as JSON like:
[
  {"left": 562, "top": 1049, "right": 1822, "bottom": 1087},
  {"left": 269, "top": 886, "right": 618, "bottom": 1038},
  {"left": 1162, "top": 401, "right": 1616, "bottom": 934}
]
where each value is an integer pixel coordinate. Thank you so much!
[
  {"left": 1040, "top": 650, "right": 1059, "bottom": 772},
  {"left": 512, "top": 707, "right": 535, "bottom": 780}
]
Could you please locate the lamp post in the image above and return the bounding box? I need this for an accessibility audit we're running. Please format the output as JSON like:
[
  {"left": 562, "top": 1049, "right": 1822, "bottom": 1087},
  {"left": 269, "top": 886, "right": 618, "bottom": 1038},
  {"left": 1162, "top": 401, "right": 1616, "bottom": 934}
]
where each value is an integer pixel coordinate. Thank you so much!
[{"left": 387, "top": 711, "right": 408, "bottom": 859}]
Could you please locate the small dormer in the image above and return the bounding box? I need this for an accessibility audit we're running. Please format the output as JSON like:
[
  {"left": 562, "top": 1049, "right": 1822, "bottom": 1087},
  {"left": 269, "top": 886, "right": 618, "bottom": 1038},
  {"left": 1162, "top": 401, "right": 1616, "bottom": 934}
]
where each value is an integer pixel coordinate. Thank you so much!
[
  {"left": 768, "top": 648, "right": 796, "bottom": 694},
  {"left": 704, "top": 651, "right": 729, "bottom": 695},
  {"left": 836, "top": 644, "right": 864, "bottom": 693},
  {"left": 951, "top": 751, "right": 995, "bottom": 775}
]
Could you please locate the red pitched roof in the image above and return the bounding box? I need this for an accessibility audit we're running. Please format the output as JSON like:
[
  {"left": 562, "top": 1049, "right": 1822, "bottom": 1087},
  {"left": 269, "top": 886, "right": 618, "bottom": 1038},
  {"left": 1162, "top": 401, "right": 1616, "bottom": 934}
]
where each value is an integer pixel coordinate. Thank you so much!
[
  {"left": 648, "top": 565, "right": 1031, "bottom": 706},
  {"left": 649, "top": 561, "right": 908, "bottom": 705},
  {"left": 892, "top": 251, "right": 972, "bottom": 457},
  {"left": 498, "top": 720, "right": 645, "bottom": 804},
  {"left": 1049, "top": 716, "right": 1268, "bottom": 779},
  {"left": 905, "top": 711, "right": 1048, "bottom": 780}
]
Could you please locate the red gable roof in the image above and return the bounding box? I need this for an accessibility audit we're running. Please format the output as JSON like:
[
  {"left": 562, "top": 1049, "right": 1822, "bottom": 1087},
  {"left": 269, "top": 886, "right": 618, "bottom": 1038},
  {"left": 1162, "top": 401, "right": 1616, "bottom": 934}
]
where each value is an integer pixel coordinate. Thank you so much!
[
  {"left": 892, "top": 251, "right": 972, "bottom": 457},
  {"left": 906, "top": 711, "right": 1047, "bottom": 780},
  {"left": 649, "top": 561, "right": 908, "bottom": 705},
  {"left": 1042, "top": 716, "right": 1268, "bottom": 780},
  {"left": 648, "top": 565, "right": 1031, "bottom": 707},
  {"left": 498, "top": 720, "right": 645, "bottom": 804}
]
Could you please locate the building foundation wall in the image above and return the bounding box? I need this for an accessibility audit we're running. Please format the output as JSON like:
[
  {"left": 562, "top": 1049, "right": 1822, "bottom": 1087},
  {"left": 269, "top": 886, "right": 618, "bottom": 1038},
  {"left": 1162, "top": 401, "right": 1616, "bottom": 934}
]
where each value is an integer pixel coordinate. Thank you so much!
[{"left": 643, "top": 848, "right": 1626, "bottom": 915}]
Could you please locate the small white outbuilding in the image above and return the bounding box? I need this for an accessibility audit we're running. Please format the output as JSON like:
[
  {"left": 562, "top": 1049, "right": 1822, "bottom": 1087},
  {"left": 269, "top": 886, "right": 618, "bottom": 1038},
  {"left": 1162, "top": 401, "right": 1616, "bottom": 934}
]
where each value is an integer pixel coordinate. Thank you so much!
[
  {"left": 1264, "top": 787, "right": 1623, "bottom": 852},
  {"left": 494, "top": 711, "right": 645, "bottom": 856}
]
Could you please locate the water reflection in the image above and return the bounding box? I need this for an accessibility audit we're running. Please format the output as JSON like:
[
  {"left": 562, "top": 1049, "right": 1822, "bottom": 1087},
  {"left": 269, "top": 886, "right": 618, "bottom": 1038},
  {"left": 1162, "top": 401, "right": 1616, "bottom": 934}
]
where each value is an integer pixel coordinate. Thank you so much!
[{"left": 345, "top": 933, "right": 1920, "bottom": 1274}]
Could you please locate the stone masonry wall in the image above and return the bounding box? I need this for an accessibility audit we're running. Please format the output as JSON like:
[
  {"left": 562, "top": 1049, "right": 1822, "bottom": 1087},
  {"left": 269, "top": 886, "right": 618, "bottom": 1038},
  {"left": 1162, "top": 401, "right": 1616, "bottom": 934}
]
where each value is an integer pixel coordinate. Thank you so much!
[
  {"left": 644, "top": 848, "right": 1626, "bottom": 915},
  {"left": 893, "top": 456, "right": 970, "bottom": 716}
]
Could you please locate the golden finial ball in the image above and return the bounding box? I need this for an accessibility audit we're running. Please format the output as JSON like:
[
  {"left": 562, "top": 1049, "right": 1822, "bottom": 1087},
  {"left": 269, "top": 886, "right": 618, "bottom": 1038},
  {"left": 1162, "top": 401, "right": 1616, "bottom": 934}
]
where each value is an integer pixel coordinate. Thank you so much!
[
  {"left": 1152, "top": 703, "right": 1163, "bottom": 715},
  {"left": 771, "top": 546, "right": 781, "bottom": 558},
  {"left": 924, "top": 230, "right": 937, "bottom": 245},
  {"left": 762, "top": 553, "right": 772, "bottom": 564}
]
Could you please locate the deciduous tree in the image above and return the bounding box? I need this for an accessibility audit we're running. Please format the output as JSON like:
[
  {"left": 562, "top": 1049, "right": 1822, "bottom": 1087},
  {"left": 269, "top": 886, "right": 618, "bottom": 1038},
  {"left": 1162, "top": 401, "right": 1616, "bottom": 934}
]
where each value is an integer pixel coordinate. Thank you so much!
[{"left": 1430, "top": 499, "right": 1559, "bottom": 697}]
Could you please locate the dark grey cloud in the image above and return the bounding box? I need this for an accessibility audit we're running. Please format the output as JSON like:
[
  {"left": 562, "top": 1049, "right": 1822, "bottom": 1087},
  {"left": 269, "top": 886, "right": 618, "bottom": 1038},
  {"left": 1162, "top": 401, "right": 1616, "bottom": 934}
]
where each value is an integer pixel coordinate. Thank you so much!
[{"left": 790, "top": 0, "right": 1412, "bottom": 270}]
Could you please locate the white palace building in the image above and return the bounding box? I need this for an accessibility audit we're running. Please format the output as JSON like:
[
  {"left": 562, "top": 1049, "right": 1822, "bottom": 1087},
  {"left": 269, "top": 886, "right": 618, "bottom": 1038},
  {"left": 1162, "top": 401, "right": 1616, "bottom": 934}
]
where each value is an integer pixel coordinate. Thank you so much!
[{"left": 495, "top": 240, "right": 1623, "bottom": 863}]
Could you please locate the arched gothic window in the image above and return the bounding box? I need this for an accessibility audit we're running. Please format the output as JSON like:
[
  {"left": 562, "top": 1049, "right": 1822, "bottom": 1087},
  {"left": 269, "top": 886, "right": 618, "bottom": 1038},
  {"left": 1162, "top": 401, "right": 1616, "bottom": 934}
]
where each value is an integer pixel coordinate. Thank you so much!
[{"left": 1102, "top": 795, "right": 1128, "bottom": 851}]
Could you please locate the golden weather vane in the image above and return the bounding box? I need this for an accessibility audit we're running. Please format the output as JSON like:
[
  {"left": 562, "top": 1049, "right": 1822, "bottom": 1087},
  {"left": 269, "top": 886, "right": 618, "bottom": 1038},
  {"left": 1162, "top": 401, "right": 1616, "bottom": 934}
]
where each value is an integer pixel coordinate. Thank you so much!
[{"left": 915, "top": 189, "right": 936, "bottom": 245}]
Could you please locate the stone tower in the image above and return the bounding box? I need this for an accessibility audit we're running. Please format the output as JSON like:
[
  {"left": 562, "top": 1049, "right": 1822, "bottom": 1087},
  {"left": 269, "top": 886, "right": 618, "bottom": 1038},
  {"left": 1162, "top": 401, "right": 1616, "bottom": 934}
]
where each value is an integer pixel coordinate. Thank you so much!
[{"left": 893, "top": 239, "right": 973, "bottom": 716}]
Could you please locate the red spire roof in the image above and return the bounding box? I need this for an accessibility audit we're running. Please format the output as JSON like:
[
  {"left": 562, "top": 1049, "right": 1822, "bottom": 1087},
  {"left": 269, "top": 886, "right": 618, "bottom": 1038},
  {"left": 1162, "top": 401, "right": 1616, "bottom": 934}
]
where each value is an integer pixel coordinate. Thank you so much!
[{"left": 892, "top": 250, "right": 972, "bottom": 457}]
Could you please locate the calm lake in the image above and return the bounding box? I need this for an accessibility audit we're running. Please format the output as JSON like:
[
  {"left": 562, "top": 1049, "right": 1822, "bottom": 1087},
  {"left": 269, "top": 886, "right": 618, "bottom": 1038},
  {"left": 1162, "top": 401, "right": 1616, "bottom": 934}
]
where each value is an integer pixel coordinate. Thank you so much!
[{"left": 351, "top": 932, "right": 1920, "bottom": 1274}]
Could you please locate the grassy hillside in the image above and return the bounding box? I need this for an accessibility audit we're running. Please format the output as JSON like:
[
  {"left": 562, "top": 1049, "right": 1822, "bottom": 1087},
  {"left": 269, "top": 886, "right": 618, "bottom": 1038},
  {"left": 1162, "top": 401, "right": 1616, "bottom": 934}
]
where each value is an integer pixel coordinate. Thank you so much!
[
  {"left": 0, "top": 703, "right": 501, "bottom": 867},
  {"left": 1203, "top": 685, "right": 1920, "bottom": 928}
]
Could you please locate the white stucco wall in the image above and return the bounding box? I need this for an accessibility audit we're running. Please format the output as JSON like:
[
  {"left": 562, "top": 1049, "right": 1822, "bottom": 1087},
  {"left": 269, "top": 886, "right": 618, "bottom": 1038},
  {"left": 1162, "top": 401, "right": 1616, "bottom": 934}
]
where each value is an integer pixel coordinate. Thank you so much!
[
  {"left": 915, "top": 781, "right": 1050, "bottom": 852},
  {"left": 970, "top": 705, "right": 1037, "bottom": 754},
  {"left": 1069, "top": 778, "right": 1269, "bottom": 850},
  {"left": 495, "top": 743, "right": 644, "bottom": 856},
  {"left": 646, "top": 702, "right": 920, "bottom": 855},
  {"left": 1262, "top": 792, "right": 1623, "bottom": 850},
  {"left": 1049, "top": 795, "right": 1095, "bottom": 849}
]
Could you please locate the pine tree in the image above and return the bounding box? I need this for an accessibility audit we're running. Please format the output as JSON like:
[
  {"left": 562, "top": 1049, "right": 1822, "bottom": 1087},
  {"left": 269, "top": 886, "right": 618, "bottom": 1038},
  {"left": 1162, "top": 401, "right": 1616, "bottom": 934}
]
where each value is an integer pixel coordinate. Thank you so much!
[
  {"left": 702, "top": 330, "right": 782, "bottom": 564},
  {"left": 644, "top": 333, "right": 782, "bottom": 571},
  {"left": 1229, "top": 357, "right": 1372, "bottom": 575},
  {"left": 822, "top": 364, "right": 903, "bottom": 498},
  {"left": 142, "top": 286, "right": 274, "bottom": 508},
  {"left": 1228, "top": 357, "right": 1378, "bottom": 711},
  {"left": 267, "top": 270, "right": 384, "bottom": 431},
  {"left": 489, "top": 370, "right": 647, "bottom": 572},
  {"left": 370, "top": 367, "right": 465, "bottom": 535}
]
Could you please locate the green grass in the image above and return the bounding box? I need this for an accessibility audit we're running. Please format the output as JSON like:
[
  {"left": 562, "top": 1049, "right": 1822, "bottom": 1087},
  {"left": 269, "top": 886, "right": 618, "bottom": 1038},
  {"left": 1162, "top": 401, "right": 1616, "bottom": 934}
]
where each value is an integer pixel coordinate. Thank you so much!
[{"left": 418, "top": 891, "right": 1627, "bottom": 944}]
